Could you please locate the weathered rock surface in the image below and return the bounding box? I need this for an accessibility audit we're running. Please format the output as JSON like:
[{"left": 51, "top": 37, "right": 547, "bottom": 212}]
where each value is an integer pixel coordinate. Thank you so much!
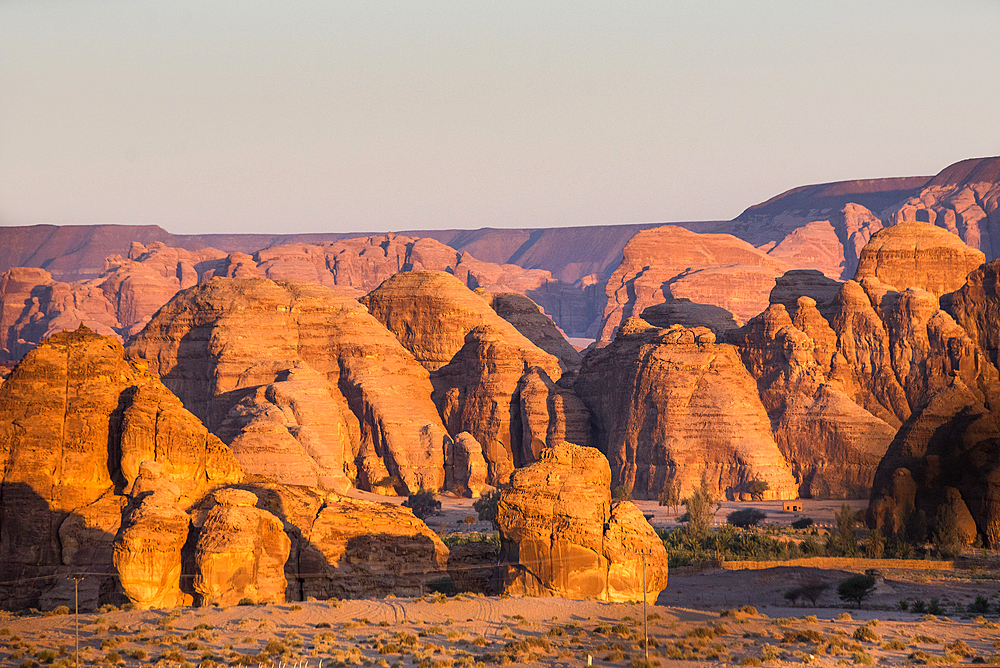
[
  {"left": 576, "top": 320, "right": 798, "bottom": 500},
  {"left": 946, "top": 259, "right": 1000, "bottom": 373},
  {"left": 854, "top": 221, "right": 986, "bottom": 297},
  {"left": 433, "top": 323, "right": 586, "bottom": 485},
  {"left": 0, "top": 327, "right": 241, "bottom": 609},
  {"left": 598, "top": 226, "right": 789, "bottom": 343},
  {"left": 112, "top": 463, "right": 192, "bottom": 609},
  {"left": 639, "top": 298, "right": 738, "bottom": 336},
  {"left": 496, "top": 442, "right": 669, "bottom": 602},
  {"left": 868, "top": 378, "right": 1000, "bottom": 548},
  {"left": 126, "top": 278, "right": 450, "bottom": 494},
  {"left": 447, "top": 540, "right": 500, "bottom": 595},
  {"left": 446, "top": 432, "right": 488, "bottom": 498},
  {"left": 732, "top": 177, "right": 931, "bottom": 278},
  {"left": 193, "top": 488, "right": 291, "bottom": 606},
  {"left": 480, "top": 291, "right": 582, "bottom": 371},
  {"left": 730, "top": 303, "right": 897, "bottom": 498},
  {"left": 889, "top": 156, "right": 1000, "bottom": 259}
]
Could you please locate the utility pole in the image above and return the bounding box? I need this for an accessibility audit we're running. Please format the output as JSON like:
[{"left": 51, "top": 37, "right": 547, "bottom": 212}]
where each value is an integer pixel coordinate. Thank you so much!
[
  {"left": 641, "top": 554, "right": 648, "bottom": 663},
  {"left": 70, "top": 576, "right": 83, "bottom": 668}
]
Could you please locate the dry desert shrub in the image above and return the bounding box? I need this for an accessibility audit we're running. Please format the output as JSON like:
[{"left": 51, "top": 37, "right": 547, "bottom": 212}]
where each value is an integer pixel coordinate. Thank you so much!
[{"left": 852, "top": 626, "right": 879, "bottom": 643}]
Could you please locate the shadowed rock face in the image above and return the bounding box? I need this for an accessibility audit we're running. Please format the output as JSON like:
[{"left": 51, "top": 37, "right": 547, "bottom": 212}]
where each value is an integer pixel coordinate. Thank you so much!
[
  {"left": 868, "top": 378, "right": 1000, "bottom": 549},
  {"left": 496, "top": 442, "right": 668, "bottom": 602},
  {"left": 126, "top": 278, "right": 451, "bottom": 495},
  {"left": 947, "top": 259, "right": 1000, "bottom": 373},
  {"left": 576, "top": 319, "right": 798, "bottom": 501},
  {"left": 0, "top": 327, "right": 241, "bottom": 609}
]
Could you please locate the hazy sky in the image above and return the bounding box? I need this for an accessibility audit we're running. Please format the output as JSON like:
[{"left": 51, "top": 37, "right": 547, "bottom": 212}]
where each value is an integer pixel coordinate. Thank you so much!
[{"left": 2, "top": 1, "right": 999, "bottom": 235}]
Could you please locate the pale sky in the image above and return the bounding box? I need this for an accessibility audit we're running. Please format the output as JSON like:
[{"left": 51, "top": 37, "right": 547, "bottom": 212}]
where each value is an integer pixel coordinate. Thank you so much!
[{"left": 2, "top": 0, "right": 999, "bottom": 235}]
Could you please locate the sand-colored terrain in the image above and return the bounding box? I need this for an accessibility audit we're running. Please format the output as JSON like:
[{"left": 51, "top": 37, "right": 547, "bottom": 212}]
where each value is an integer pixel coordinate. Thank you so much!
[{"left": 3, "top": 561, "right": 999, "bottom": 667}]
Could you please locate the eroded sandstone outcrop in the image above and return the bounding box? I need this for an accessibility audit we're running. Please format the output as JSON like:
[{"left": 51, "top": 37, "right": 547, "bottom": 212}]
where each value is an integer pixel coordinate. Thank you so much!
[
  {"left": 576, "top": 319, "right": 798, "bottom": 501},
  {"left": 496, "top": 442, "right": 668, "bottom": 602},
  {"left": 0, "top": 326, "right": 241, "bottom": 609},
  {"left": 193, "top": 489, "right": 291, "bottom": 606},
  {"left": 868, "top": 378, "right": 1000, "bottom": 548},
  {"left": 598, "top": 225, "right": 789, "bottom": 343},
  {"left": 127, "top": 278, "right": 450, "bottom": 494},
  {"left": 854, "top": 221, "right": 986, "bottom": 297}
]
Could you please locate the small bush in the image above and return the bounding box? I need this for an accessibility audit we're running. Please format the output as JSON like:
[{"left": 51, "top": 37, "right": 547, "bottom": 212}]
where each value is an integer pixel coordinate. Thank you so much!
[
  {"left": 927, "top": 599, "right": 944, "bottom": 615},
  {"left": 727, "top": 508, "right": 767, "bottom": 528},
  {"left": 837, "top": 575, "right": 876, "bottom": 608},
  {"left": 852, "top": 627, "right": 879, "bottom": 643},
  {"left": 237, "top": 598, "right": 255, "bottom": 606},
  {"left": 970, "top": 596, "right": 991, "bottom": 614},
  {"left": 403, "top": 490, "right": 442, "bottom": 520},
  {"left": 791, "top": 518, "right": 814, "bottom": 530},
  {"left": 852, "top": 650, "right": 874, "bottom": 665}
]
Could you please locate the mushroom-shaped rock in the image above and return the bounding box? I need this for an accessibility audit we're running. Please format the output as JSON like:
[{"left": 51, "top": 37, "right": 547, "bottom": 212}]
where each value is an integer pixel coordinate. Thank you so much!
[
  {"left": 496, "top": 442, "right": 668, "bottom": 602},
  {"left": 193, "top": 489, "right": 291, "bottom": 606}
]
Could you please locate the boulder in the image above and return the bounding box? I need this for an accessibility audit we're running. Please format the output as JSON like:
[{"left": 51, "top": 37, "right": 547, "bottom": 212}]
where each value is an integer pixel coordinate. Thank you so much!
[
  {"left": 297, "top": 493, "right": 449, "bottom": 599},
  {"left": 448, "top": 432, "right": 488, "bottom": 498},
  {"left": 193, "top": 488, "right": 291, "bottom": 606},
  {"left": 496, "top": 442, "right": 668, "bottom": 602}
]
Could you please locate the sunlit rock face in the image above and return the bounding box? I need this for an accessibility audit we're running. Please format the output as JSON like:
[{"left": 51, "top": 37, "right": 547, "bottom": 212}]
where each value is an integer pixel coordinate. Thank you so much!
[
  {"left": 362, "top": 270, "right": 590, "bottom": 486},
  {"left": 193, "top": 488, "right": 291, "bottom": 606},
  {"left": 126, "top": 277, "right": 451, "bottom": 495},
  {"left": 576, "top": 319, "right": 798, "bottom": 501},
  {"left": 854, "top": 220, "right": 986, "bottom": 298},
  {"left": 597, "top": 225, "right": 790, "bottom": 344},
  {"left": 496, "top": 442, "right": 668, "bottom": 602},
  {"left": 0, "top": 326, "right": 241, "bottom": 609}
]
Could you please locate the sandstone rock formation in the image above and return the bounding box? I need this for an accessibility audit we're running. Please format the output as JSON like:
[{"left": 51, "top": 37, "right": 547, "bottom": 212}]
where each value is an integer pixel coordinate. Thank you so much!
[
  {"left": 730, "top": 303, "right": 897, "bottom": 498},
  {"left": 598, "top": 225, "right": 790, "bottom": 343},
  {"left": 480, "top": 291, "right": 582, "bottom": 371},
  {"left": 126, "top": 278, "right": 450, "bottom": 494},
  {"left": 639, "top": 298, "right": 738, "bottom": 337},
  {"left": 112, "top": 463, "right": 192, "bottom": 609},
  {"left": 194, "top": 488, "right": 291, "bottom": 606},
  {"left": 433, "top": 323, "right": 587, "bottom": 485},
  {"left": 496, "top": 442, "right": 668, "bottom": 602},
  {"left": 576, "top": 319, "right": 798, "bottom": 500},
  {"left": 854, "top": 221, "right": 986, "bottom": 297},
  {"left": 297, "top": 492, "right": 450, "bottom": 599},
  {"left": 946, "top": 259, "right": 1000, "bottom": 372},
  {"left": 868, "top": 378, "right": 1000, "bottom": 548},
  {"left": 889, "top": 156, "right": 1000, "bottom": 259},
  {"left": 0, "top": 326, "right": 241, "bottom": 609},
  {"left": 446, "top": 432, "right": 488, "bottom": 498}
]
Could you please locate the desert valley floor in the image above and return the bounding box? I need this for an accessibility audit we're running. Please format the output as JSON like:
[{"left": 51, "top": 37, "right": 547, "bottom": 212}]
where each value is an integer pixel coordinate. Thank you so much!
[{"left": 3, "top": 496, "right": 1000, "bottom": 667}]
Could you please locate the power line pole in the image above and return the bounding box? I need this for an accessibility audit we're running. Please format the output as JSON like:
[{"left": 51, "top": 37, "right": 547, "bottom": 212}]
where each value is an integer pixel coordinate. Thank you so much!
[
  {"left": 69, "top": 576, "right": 83, "bottom": 668},
  {"left": 642, "top": 553, "right": 648, "bottom": 664}
]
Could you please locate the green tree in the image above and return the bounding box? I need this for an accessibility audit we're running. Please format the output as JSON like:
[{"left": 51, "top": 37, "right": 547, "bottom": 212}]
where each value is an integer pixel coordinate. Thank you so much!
[
  {"left": 612, "top": 484, "right": 632, "bottom": 502},
  {"left": 473, "top": 489, "right": 501, "bottom": 530},
  {"left": 682, "top": 479, "right": 721, "bottom": 546},
  {"left": 827, "top": 504, "right": 859, "bottom": 556},
  {"left": 403, "top": 490, "right": 441, "bottom": 520},
  {"left": 727, "top": 508, "right": 767, "bottom": 528},
  {"left": 837, "top": 574, "right": 876, "bottom": 608},
  {"left": 747, "top": 480, "right": 769, "bottom": 501},
  {"left": 933, "top": 504, "right": 964, "bottom": 558},
  {"left": 658, "top": 476, "right": 682, "bottom": 515}
]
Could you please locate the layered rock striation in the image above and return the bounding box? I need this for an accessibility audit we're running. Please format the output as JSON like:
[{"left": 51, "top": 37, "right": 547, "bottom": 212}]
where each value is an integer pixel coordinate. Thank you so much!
[
  {"left": 597, "top": 226, "right": 790, "bottom": 343},
  {"left": 576, "top": 319, "right": 798, "bottom": 500},
  {"left": 126, "top": 278, "right": 451, "bottom": 495}
]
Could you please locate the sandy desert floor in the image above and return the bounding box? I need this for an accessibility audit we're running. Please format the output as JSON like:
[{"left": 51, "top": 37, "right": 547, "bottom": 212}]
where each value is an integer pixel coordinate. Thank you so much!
[{"left": 3, "top": 562, "right": 999, "bottom": 667}]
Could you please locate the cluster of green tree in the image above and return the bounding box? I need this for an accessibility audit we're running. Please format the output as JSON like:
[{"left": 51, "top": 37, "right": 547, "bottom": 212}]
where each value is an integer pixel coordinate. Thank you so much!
[{"left": 656, "top": 482, "right": 957, "bottom": 567}]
